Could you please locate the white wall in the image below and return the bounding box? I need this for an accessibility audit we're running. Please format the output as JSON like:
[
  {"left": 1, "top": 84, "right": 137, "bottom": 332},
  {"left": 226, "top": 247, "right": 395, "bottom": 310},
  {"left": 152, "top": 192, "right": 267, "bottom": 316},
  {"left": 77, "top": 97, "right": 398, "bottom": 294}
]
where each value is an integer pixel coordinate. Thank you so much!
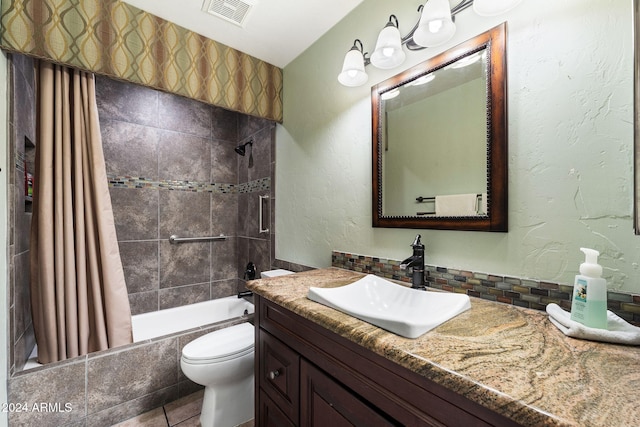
[{"left": 276, "top": 0, "right": 639, "bottom": 292}]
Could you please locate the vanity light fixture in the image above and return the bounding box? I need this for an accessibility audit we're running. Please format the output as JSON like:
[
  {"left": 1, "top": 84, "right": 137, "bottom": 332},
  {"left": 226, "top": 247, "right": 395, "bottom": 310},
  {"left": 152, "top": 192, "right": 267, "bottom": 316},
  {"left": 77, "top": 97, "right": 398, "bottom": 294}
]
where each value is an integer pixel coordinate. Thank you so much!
[
  {"left": 338, "top": 0, "right": 522, "bottom": 87},
  {"left": 370, "top": 15, "right": 406, "bottom": 69}
]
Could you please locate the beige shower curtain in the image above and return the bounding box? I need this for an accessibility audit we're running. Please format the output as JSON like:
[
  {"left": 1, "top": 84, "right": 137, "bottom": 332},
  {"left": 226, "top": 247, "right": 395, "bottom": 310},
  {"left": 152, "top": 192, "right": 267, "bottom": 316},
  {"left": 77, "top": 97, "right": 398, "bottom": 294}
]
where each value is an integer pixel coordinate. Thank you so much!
[{"left": 30, "top": 61, "right": 133, "bottom": 364}]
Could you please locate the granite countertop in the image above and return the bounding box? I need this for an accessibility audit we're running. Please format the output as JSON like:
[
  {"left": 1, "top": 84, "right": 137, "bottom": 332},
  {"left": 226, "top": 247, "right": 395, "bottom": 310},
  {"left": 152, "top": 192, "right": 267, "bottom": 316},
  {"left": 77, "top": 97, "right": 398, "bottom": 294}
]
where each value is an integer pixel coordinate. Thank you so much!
[{"left": 246, "top": 268, "right": 640, "bottom": 427}]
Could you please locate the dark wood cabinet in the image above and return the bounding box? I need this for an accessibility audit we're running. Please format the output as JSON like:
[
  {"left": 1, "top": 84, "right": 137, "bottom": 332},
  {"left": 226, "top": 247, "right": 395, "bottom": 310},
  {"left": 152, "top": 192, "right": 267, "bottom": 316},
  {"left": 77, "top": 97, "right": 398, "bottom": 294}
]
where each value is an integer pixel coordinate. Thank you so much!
[
  {"left": 255, "top": 295, "right": 521, "bottom": 427},
  {"left": 300, "top": 359, "right": 398, "bottom": 427},
  {"left": 259, "top": 328, "right": 300, "bottom": 422},
  {"left": 259, "top": 389, "right": 296, "bottom": 427}
]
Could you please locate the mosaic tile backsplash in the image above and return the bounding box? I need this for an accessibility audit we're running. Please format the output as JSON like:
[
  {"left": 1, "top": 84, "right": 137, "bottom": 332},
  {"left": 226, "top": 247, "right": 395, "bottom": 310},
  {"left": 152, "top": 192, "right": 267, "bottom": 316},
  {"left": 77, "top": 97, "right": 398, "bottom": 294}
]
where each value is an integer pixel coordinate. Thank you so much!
[{"left": 332, "top": 251, "right": 640, "bottom": 325}]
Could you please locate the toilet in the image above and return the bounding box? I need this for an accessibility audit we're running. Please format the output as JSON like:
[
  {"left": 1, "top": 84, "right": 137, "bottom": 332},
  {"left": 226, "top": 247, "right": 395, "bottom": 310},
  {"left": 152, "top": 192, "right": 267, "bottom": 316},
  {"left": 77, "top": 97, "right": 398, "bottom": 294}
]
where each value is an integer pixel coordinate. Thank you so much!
[{"left": 180, "top": 322, "right": 255, "bottom": 427}]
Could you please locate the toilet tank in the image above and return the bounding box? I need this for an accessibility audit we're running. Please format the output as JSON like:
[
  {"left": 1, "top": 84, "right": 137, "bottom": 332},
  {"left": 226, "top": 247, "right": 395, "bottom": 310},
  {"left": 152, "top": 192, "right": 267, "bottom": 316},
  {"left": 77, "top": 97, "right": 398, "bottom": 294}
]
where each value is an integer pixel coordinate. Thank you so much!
[{"left": 260, "top": 269, "right": 294, "bottom": 278}]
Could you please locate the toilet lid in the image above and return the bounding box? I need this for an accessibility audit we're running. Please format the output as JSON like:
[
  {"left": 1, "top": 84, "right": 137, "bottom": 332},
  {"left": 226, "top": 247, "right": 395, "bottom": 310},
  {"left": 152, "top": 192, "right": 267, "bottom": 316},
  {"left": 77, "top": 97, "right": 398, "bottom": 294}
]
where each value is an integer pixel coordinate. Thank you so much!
[{"left": 182, "top": 322, "right": 254, "bottom": 362}]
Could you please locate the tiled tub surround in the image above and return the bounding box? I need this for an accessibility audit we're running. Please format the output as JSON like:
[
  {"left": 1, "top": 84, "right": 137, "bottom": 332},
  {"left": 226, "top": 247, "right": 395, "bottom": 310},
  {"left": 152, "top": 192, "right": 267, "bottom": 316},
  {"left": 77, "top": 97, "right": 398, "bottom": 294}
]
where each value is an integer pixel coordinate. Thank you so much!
[
  {"left": 247, "top": 268, "right": 640, "bottom": 427},
  {"left": 7, "top": 313, "right": 254, "bottom": 427},
  {"left": 6, "top": 55, "right": 276, "bottom": 425},
  {"left": 96, "top": 75, "right": 276, "bottom": 315},
  {"left": 332, "top": 251, "right": 640, "bottom": 324},
  {"left": 8, "top": 53, "right": 37, "bottom": 376}
]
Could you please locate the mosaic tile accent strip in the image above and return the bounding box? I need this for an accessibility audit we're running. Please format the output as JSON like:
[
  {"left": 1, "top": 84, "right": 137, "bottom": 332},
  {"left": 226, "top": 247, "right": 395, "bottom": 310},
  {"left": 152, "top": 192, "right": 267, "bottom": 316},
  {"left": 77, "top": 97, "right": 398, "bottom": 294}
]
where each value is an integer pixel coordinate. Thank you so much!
[
  {"left": 332, "top": 250, "right": 640, "bottom": 325},
  {"left": 237, "top": 177, "right": 270, "bottom": 193},
  {"left": 107, "top": 175, "right": 269, "bottom": 194}
]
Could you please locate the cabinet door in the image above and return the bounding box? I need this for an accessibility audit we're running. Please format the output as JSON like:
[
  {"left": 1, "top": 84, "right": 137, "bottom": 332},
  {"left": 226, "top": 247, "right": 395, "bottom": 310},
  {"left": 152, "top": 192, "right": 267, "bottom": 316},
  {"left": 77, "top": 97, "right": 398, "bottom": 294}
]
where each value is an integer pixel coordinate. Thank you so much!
[
  {"left": 300, "top": 360, "right": 399, "bottom": 427},
  {"left": 259, "top": 330, "right": 300, "bottom": 424}
]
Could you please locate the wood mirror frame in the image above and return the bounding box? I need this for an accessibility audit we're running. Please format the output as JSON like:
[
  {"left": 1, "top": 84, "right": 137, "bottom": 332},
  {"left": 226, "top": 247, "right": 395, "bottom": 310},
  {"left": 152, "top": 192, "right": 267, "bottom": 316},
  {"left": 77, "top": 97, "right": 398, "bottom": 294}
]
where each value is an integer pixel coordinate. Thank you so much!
[{"left": 372, "top": 23, "right": 508, "bottom": 231}]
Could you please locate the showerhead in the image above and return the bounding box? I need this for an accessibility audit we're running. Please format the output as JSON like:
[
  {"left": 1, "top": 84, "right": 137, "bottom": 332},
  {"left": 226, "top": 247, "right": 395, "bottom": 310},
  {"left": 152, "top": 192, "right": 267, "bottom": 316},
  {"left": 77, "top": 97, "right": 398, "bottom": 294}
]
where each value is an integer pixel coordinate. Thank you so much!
[{"left": 234, "top": 140, "right": 253, "bottom": 156}]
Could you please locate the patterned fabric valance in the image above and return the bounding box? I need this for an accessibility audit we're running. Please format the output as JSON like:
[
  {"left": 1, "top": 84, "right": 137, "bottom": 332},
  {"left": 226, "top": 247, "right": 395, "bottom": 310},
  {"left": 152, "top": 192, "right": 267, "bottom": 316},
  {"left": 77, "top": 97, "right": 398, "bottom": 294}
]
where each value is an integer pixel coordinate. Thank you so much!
[{"left": 0, "top": 0, "right": 283, "bottom": 122}]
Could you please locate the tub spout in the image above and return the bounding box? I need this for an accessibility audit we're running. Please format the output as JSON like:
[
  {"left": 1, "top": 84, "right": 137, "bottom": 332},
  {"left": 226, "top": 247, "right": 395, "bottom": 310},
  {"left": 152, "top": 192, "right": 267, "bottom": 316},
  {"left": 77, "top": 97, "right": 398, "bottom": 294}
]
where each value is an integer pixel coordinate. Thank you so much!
[{"left": 237, "top": 290, "right": 253, "bottom": 298}]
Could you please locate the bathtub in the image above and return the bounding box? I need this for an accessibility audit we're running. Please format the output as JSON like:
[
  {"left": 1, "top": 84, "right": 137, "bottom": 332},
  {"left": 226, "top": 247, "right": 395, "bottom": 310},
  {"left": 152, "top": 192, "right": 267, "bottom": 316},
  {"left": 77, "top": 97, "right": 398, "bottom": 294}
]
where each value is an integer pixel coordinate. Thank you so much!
[
  {"left": 132, "top": 296, "right": 255, "bottom": 342},
  {"left": 24, "top": 296, "right": 255, "bottom": 370}
]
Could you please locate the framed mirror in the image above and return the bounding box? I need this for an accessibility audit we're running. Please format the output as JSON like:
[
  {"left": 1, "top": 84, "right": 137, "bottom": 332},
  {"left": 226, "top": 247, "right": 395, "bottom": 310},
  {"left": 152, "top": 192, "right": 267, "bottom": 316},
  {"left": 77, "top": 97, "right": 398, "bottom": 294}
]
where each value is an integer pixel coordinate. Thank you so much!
[{"left": 372, "top": 23, "right": 508, "bottom": 231}]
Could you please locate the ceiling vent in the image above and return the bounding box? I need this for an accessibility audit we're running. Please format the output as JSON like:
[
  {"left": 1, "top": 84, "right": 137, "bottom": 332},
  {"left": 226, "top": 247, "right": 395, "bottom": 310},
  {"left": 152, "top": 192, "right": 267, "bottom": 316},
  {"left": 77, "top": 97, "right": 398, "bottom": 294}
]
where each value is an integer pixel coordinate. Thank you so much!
[{"left": 202, "top": 0, "right": 257, "bottom": 28}]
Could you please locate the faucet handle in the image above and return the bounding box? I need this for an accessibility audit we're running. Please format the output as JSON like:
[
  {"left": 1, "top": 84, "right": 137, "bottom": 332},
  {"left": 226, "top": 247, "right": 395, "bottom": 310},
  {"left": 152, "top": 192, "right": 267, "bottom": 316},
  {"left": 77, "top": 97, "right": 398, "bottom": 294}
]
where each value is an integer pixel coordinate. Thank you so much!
[{"left": 411, "top": 234, "right": 422, "bottom": 248}]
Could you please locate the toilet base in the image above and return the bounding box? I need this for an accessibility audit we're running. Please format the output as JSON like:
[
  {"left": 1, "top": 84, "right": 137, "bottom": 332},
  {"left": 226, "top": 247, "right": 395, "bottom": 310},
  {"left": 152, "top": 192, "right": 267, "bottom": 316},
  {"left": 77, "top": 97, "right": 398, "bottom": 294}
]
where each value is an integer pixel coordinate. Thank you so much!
[{"left": 199, "top": 374, "right": 254, "bottom": 427}]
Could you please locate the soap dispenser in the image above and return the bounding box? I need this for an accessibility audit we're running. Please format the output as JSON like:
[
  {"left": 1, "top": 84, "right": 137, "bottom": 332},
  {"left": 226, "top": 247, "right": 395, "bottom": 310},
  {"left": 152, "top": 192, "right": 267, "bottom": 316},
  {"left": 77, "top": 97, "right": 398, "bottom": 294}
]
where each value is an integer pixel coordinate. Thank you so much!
[{"left": 570, "top": 248, "right": 607, "bottom": 329}]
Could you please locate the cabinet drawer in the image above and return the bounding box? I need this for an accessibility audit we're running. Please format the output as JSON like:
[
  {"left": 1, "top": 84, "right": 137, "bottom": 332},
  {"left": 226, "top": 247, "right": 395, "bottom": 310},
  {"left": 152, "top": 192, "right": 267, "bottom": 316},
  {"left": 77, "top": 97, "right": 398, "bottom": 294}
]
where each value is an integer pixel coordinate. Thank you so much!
[{"left": 259, "top": 329, "right": 300, "bottom": 424}]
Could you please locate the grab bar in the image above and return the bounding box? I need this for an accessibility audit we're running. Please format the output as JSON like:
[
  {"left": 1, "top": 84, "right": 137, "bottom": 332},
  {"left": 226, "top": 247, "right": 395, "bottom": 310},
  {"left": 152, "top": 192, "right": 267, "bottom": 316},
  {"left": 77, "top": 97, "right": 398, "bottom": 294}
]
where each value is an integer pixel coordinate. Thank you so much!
[
  {"left": 169, "top": 234, "right": 227, "bottom": 244},
  {"left": 259, "top": 195, "right": 269, "bottom": 234}
]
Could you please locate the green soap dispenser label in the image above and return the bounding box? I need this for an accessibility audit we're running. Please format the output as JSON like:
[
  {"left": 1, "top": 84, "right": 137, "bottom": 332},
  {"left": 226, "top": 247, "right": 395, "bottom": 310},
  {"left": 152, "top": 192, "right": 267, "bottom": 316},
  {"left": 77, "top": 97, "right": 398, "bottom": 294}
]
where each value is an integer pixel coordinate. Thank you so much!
[
  {"left": 570, "top": 278, "right": 587, "bottom": 322},
  {"left": 574, "top": 278, "right": 587, "bottom": 302}
]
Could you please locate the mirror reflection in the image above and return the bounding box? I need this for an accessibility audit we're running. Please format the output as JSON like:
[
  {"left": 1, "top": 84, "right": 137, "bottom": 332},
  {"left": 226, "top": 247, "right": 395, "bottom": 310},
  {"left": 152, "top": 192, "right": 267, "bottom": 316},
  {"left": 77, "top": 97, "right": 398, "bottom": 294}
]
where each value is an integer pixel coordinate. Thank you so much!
[
  {"left": 381, "top": 49, "right": 488, "bottom": 217},
  {"left": 372, "top": 23, "right": 508, "bottom": 231}
]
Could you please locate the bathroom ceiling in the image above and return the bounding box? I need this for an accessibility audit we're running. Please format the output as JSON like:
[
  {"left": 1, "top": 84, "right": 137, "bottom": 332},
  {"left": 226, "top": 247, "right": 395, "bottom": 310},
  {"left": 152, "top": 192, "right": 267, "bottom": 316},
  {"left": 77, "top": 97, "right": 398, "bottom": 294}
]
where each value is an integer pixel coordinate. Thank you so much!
[{"left": 121, "top": 0, "right": 365, "bottom": 68}]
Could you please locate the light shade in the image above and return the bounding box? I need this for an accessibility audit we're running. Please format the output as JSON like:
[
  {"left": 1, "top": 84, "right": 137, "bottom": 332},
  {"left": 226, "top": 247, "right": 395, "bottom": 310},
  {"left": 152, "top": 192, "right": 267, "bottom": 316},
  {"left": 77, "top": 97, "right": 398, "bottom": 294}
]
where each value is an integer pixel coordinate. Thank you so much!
[
  {"left": 449, "top": 51, "right": 484, "bottom": 69},
  {"left": 412, "top": 0, "right": 456, "bottom": 48},
  {"left": 380, "top": 88, "right": 400, "bottom": 100},
  {"left": 473, "top": 0, "right": 524, "bottom": 16},
  {"left": 338, "top": 40, "right": 368, "bottom": 87},
  {"left": 409, "top": 73, "right": 435, "bottom": 86},
  {"left": 370, "top": 15, "right": 406, "bottom": 70}
]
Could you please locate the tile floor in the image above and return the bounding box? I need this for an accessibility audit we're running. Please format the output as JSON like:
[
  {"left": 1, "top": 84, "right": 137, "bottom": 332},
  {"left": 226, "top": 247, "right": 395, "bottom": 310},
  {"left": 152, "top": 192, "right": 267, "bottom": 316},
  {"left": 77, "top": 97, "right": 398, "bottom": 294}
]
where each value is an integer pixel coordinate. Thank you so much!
[{"left": 112, "top": 390, "right": 254, "bottom": 427}]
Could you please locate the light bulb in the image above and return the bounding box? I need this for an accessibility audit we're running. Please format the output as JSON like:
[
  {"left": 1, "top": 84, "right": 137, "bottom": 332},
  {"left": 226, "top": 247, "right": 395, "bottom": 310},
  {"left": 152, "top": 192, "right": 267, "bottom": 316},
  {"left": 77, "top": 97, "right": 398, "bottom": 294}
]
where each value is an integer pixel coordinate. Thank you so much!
[{"left": 428, "top": 19, "right": 443, "bottom": 33}]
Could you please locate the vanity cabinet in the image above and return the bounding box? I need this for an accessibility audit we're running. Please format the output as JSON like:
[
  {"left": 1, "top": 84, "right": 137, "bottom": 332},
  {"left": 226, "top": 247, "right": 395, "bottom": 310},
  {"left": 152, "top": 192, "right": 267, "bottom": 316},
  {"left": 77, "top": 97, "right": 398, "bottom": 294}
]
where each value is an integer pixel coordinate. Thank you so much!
[{"left": 255, "top": 295, "right": 521, "bottom": 427}]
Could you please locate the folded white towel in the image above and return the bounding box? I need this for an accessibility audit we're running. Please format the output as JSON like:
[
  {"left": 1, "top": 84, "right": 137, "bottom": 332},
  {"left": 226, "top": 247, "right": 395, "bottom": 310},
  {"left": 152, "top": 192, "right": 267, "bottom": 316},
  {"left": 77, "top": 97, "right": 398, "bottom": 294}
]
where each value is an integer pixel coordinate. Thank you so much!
[
  {"left": 435, "top": 194, "right": 478, "bottom": 216},
  {"left": 546, "top": 303, "right": 640, "bottom": 346}
]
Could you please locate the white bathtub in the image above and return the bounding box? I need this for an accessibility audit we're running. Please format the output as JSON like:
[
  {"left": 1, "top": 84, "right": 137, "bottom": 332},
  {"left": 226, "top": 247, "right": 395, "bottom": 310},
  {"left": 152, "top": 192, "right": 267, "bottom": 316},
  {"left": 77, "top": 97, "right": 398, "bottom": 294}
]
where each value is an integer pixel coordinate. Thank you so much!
[{"left": 132, "top": 296, "right": 255, "bottom": 342}]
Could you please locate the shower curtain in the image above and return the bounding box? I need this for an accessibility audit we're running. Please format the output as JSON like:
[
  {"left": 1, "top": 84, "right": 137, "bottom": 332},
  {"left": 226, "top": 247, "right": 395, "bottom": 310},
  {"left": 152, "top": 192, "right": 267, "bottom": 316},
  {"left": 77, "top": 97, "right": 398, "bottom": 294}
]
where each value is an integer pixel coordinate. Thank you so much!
[{"left": 29, "top": 61, "right": 133, "bottom": 364}]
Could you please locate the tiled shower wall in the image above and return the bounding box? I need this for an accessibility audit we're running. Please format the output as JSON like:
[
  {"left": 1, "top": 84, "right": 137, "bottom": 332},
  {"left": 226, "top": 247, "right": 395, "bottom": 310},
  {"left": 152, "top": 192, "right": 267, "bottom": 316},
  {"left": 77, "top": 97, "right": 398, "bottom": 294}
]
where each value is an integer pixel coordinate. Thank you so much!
[
  {"left": 8, "top": 53, "right": 36, "bottom": 375},
  {"left": 96, "top": 76, "right": 276, "bottom": 315},
  {"left": 5, "top": 53, "right": 276, "bottom": 426}
]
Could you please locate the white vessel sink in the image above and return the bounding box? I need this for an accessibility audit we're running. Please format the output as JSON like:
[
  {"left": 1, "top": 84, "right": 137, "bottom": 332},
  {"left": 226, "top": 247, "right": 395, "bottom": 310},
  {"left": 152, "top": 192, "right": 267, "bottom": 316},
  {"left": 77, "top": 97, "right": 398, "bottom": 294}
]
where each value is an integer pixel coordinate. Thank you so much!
[{"left": 307, "top": 274, "right": 471, "bottom": 339}]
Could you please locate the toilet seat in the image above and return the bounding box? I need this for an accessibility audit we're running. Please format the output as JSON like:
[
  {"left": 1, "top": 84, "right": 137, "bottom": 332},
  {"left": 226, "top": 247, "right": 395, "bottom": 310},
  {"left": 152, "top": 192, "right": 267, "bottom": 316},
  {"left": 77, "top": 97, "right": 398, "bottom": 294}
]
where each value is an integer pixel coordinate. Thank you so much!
[{"left": 182, "top": 322, "right": 254, "bottom": 365}]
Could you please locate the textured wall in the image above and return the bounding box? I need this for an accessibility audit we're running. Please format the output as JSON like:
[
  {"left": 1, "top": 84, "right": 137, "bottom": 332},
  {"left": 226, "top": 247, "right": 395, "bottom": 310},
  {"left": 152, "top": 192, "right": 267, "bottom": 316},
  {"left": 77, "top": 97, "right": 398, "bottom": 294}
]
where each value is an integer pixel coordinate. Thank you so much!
[{"left": 276, "top": 0, "right": 637, "bottom": 292}]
